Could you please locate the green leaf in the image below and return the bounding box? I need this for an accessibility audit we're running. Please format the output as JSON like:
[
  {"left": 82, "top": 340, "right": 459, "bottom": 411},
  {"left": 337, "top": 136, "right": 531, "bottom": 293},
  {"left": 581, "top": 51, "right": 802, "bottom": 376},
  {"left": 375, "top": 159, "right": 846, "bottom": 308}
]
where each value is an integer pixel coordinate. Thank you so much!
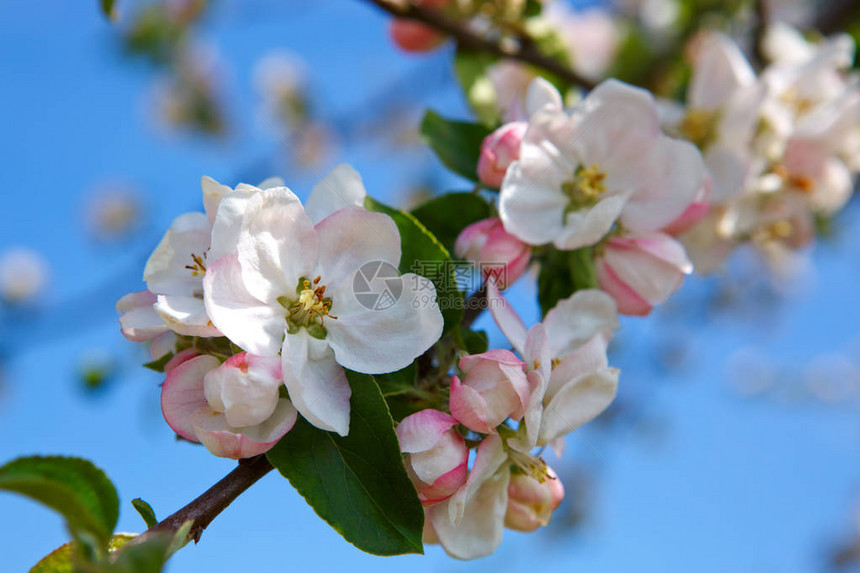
[
  {"left": 267, "top": 371, "right": 425, "bottom": 556},
  {"left": 410, "top": 192, "right": 492, "bottom": 255},
  {"left": 30, "top": 534, "right": 136, "bottom": 573},
  {"left": 420, "top": 110, "right": 492, "bottom": 182},
  {"left": 537, "top": 247, "right": 597, "bottom": 315},
  {"left": 0, "top": 456, "right": 119, "bottom": 548},
  {"left": 365, "top": 196, "right": 464, "bottom": 333},
  {"left": 100, "top": 0, "right": 117, "bottom": 21},
  {"left": 454, "top": 49, "right": 501, "bottom": 126},
  {"left": 143, "top": 352, "right": 173, "bottom": 373},
  {"left": 104, "top": 533, "right": 173, "bottom": 573},
  {"left": 453, "top": 327, "right": 489, "bottom": 355},
  {"left": 523, "top": 0, "right": 543, "bottom": 17},
  {"left": 131, "top": 498, "right": 158, "bottom": 529}
]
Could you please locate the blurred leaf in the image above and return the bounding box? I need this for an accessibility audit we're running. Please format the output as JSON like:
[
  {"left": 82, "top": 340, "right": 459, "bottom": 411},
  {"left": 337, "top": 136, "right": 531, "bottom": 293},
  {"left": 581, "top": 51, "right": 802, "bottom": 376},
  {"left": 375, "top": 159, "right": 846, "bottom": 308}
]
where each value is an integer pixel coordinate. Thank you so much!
[
  {"left": 537, "top": 247, "right": 597, "bottom": 315},
  {"left": 267, "top": 371, "right": 424, "bottom": 556},
  {"left": 523, "top": 0, "right": 543, "bottom": 17},
  {"left": 100, "top": 0, "right": 117, "bottom": 21},
  {"left": 103, "top": 533, "right": 173, "bottom": 573},
  {"left": 454, "top": 49, "right": 501, "bottom": 126},
  {"left": 420, "top": 111, "right": 492, "bottom": 182},
  {"left": 30, "top": 534, "right": 136, "bottom": 573},
  {"left": 366, "top": 197, "right": 464, "bottom": 333},
  {"left": 410, "top": 192, "right": 491, "bottom": 255},
  {"left": 0, "top": 456, "right": 119, "bottom": 548},
  {"left": 131, "top": 499, "right": 158, "bottom": 530}
]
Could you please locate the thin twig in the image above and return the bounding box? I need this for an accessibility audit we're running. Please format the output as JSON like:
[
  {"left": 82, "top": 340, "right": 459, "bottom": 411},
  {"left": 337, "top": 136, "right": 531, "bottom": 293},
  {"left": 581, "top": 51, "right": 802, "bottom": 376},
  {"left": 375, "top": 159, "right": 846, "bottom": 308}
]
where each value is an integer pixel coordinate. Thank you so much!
[
  {"left": 135, "top": 455, "right": 273, "bottom": 545},
  {"left": 752, "top": 0, "right": 770, "bottom": 66},
  {"left": 361, "top": 0, "right": 596, "bottom": 90}
]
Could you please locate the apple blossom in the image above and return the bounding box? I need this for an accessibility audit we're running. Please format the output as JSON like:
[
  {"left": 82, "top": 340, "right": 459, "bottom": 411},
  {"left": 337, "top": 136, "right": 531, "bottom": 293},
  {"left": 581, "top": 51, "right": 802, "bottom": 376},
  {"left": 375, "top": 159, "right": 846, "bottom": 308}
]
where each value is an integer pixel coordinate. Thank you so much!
[
  {"left": 161, "top": 352, "right": 297, "bottom": 459},
  {"left": 449, "top": 350, "right": 530, "bottom": 434},
  {"left": 0, "top": 248, "right": 49, "bottom": 305},
  {"left": 396, "top": 409, "right": 468, "bottom": 506},
  {"left": 488, "top": 281, "right": 619, "bottom": 449},
  {"left": 477, "top": 122, "right": 527, "bottom": 188},
  {"left": 454, "top": 217, "right": 531, "bottom": 289},
  {"left": 137, "top": 175, "right": 283, "bottom": 339},
  {"left": 663, "top": 32, "right": 764, "bottom": 204},
  {"left": 426, "top": 434, "right": 511, "bottom": 560},
  {"left": 544, "top": 4, "right": 620, "bottom": 81},
  {"left": 500, "top": 78, "right": 704, "bottom": 250},
  {"left": 595, "top": 232, "right": 693, "bottom": 316},
  {"left": 203, "top": 184, "right": 444, "bottom": 437},
  {"left": 504, "top": 466, "right": 565, "bottom": 532}
]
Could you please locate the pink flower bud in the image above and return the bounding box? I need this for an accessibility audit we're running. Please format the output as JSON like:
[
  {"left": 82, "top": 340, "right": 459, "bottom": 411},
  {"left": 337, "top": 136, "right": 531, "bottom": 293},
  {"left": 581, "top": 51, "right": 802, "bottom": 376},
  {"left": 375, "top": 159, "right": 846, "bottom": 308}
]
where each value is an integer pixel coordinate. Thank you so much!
[
  {"left": 161, "top": 353, "right": 297, "bottom": 459},
  {"left": 504, "top": 467, "right": 565, "bottom": 532},
  {"left": 477, "top": 122, "right": 527, "bottom": 188},
  {"left": 396, "top": 409, "right": 468, "bottom": 506},
  {"left": 595, "top": 232, "right": 693, "bottom": 316},
  {"left": 454, "top": 217, "right": 531, "bottom": 289},
  {"left": 450, "top": 350, "right": 530, "bottom": 434},
  {"left": 390, "top": 19, "right": 446, "bottom": 53}
]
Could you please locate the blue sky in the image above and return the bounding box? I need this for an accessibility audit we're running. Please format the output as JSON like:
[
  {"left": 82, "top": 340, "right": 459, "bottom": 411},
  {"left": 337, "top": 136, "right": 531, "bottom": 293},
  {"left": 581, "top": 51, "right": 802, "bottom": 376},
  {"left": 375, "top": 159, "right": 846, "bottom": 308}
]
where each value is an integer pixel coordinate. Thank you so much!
[{"left": 2, "top": 1, "right": 860, "bottom": 572}]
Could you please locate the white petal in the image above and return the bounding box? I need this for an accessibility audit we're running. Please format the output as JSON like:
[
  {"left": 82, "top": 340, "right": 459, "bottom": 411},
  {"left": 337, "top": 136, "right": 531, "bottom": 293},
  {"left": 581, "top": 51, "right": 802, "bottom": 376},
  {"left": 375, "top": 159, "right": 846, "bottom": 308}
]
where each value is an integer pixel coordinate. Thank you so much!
[
  {"left": 620, "top": 137, "right": 705, "bottom": 233},
  {"left": 487, "top": 280, "right": 527, "bottom": 355},
  {"left": 161, "top": 354, "right": 220, "bottom": 442},
  {"left": 117, "top": 291, "right": 168, "bottom": 342},
  {"left": 689, "top": 33, "right": 755, "bottom": 110},
  {"left": 201, "top": 176, "right": 234, "bottom": 225},
  {"left": 539, "top": 366, "right": 618, "bottom": 445},
  {"left": 543, "top": 288, "right": 618, "bottom": 358},
  {"left": 305, "top": 164, "right": 368, "bottom": 224},
  {"left": 428, "top": 466, "right": 510, "bottom": 560},
  {"left": 325, "top": 272, "right": 443, "bottom": 374},
  {"left": 281, "top": 329, "right": 352, "bottom": 436},
  {"left": 203, "top": 255, "right": 286, "bottom": 356},
  {"left": 209, "top": 190, "right": 254, "bottom": 262},
  {"left": 153, "top": 294, "right": 221, "bottom": 337},
  {"left": 525, "top": 77, "right": 563, "bottom": 116},
  {"left": 313, "top": 207, "right": 401, "bottom": 288},
  {"left": 144, "top": 212, "right": 211, "bottom": 297},
  {"left": 554, "top": 193, "right": 629, "bottom": 250},
  {"left": 447, "top": 434, "right": 508, "bottom": 525},
  {"left": 236, "top": 187, "right": 317, "bottom": 304}
]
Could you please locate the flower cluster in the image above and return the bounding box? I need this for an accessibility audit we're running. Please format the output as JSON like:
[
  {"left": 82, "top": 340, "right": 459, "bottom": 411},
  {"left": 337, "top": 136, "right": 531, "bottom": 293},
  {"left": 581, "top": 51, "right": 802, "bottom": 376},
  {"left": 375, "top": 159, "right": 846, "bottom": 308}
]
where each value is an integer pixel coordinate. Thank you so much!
[
  {"left": 119, "top": 165, "right": 443, "bottom": 456},
  {"left": 115, "top": 19, "right": 858, "bottom": 561},
  {"left": 665, "top": 25, "right": 859, "bottom": 273}
]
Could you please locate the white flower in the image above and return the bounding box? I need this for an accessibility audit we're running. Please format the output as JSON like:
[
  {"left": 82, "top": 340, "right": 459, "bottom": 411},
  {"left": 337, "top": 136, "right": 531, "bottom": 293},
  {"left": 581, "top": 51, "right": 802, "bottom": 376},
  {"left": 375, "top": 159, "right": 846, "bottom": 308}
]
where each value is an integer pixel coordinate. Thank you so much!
[
  {"left": 137, "top": 176, "right": 283, "bottom": 339},
  {"left": 500, "top": 79, "right": 704, "bottom": 250},
  {"left": 426, "top": 434, "right": 511, "bottom": 560},
  {"left": 0, "top": 248, "right": 49, "bottom": 305},
  {"left": 203, "top": 180, "right": 443, "bottom": 436},
  {"left": 488, "top": 281, "right": 620, "bottom": 450},
  {"left": 674, "top": 32, "right": 765, "bottom": 203}
]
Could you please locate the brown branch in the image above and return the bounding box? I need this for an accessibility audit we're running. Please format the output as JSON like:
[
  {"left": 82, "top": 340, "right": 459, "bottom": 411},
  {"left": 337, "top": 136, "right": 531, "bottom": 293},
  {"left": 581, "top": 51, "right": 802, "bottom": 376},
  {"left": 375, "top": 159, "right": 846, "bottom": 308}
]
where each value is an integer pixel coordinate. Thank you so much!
[
  {"left": 134, "top": 454, "right": 273, "bottom": 545},
  {"left": 752, "top": 0, "right": 770, "bottom": 66},
  {"left": 361, "top": 0, "right": 596, "bottom": 90},
  {"left": 461, "top": 281, "right": 488, "bottom": 330}
]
